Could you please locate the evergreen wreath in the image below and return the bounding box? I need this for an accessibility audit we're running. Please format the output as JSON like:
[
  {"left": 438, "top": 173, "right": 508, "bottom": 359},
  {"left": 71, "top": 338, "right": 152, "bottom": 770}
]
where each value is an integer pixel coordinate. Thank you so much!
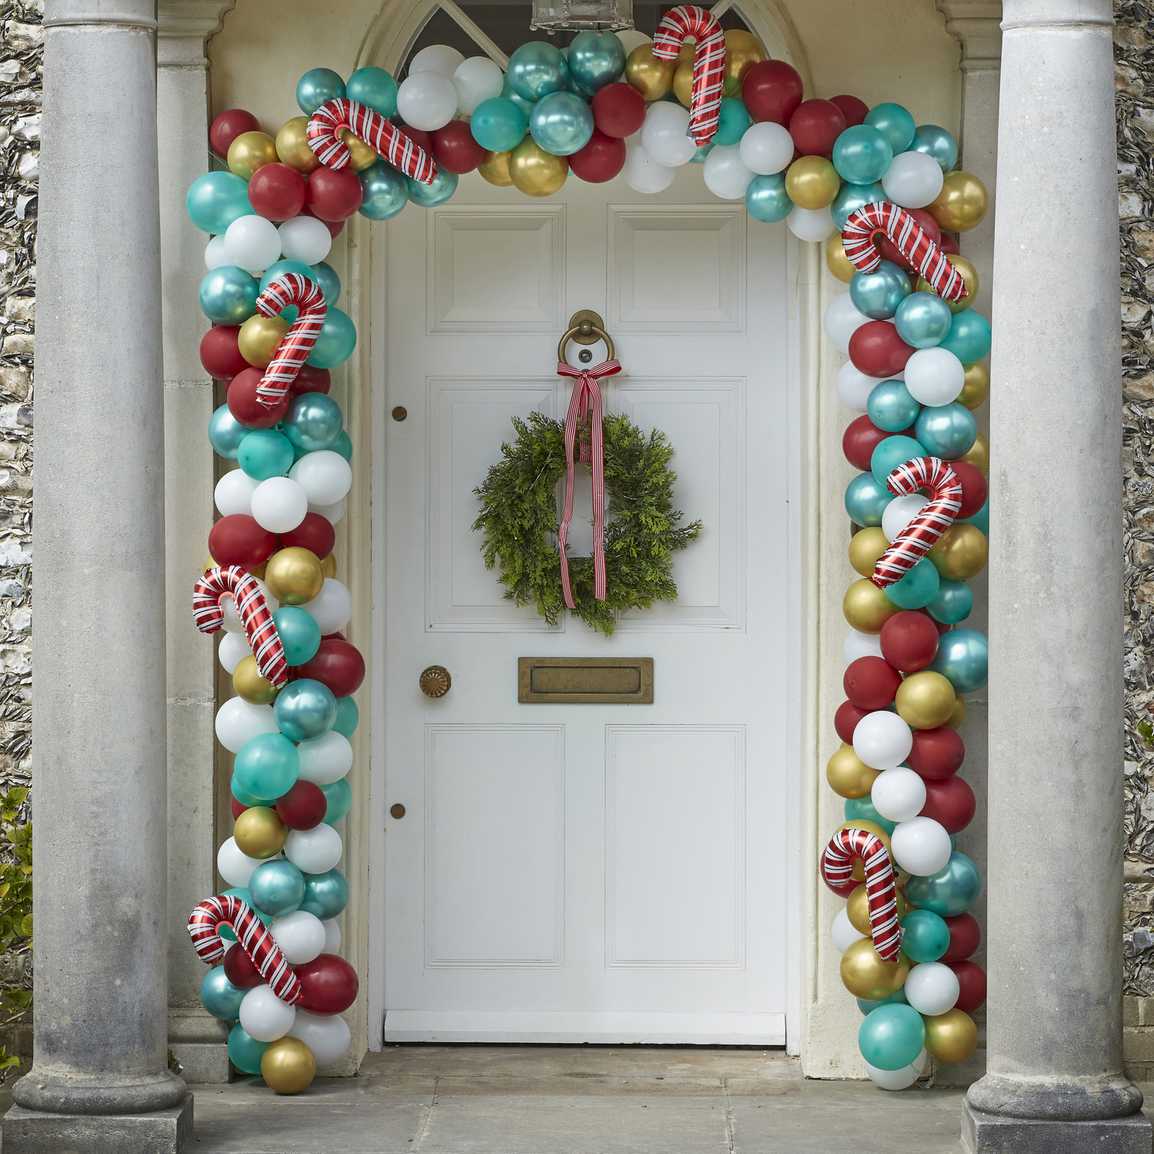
[{"left": 474, "top": 411, "right": 702, "bottom": 635}]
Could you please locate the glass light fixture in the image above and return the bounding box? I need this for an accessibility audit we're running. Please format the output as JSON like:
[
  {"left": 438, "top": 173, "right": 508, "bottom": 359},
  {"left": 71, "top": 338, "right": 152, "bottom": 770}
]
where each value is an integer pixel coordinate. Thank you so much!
[{"left": 530, "top": 0, "right": 634, "bottom": 32}]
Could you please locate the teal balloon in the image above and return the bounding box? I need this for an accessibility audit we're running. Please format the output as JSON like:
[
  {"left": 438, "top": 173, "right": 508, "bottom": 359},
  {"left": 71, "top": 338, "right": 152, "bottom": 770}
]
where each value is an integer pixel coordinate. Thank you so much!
[
  {"left": 227, "top": 1023, "right": 269, "bottom": 1075},
  {"left": 250, "top": 858, "right": 306, "bottom": 917},
  {"left": 939, "top": 310, "right": 992, "bottom": 365},
  {"left": 931, "top": 627, "right": 988, "bottom": 692},
  {"left": 529, "top": 91, "right": 594, "bottom": 157},
  {"left": 285, "top": 391, "right": 343, "bottom": 452},
  {"left": 714, "top": 97, "right": 752, "bottom": 146},
  {"left": 850, "top": 261, "right": 911, "bottom": 320},
  {"left": 346, "top": 66, "right": 398, "bottom": 118},
  {"left": 867, "top": 379, "right": 921, "bottom": 433},
  {"left": 219, "top": 888, "right": 271, "bottom": 941},
  {"left": 499, "top": 81, "right": 536, "bottom": 115},
  {"left": 299, "top": 868, "right": 348, "bottom": 919},
  {"left": 965, "top": 499, "right": 989, "bottom": 536},
  {"left": 470, "top": 97, "right": 529, "bottom": 153},
  {"left": 199, "top": 266, "right": 259, "bottom": 324},
  {"left": 691, "top": 143, "right": 713, "bottom": 165},
  {"left": 233, "top": 733, "right": 300, "bottom": 802},
  {"left": 333, "top": 696, "right": 359, "bottom": 738},
  {"left": 407, "top": 168, "right": 459, "bottom": 208},
  {"left": 883, "top": 556, "right": 940, "bottom": 610},
  {"left": 209, "top": 404, "right": 247, "bottom": 460},
  {"left": 322, "top": 778, "right": 352, "bottom": 824},
  {"left": 895, "top": 291, "right": 953, "bottom": 349},
  {"left": 901, "top": 909, "right": 951, "bottom": 963},
  {"left": 311, "top": 262, "right": 341, "bottom": 306},
  {"left": 506, "top": 41, "right": 568, "bottom": 102},
  {"left": 238, "top": 429, "right": 294, "bottom": 480},
  {"left": 857, "top": 989, "right": 907, "bottom": 1015},
  {"left": 928, "top": 578, "right": 973, "bottom": 625},
  {"left": 567, "top": 30, "right": 626, "bottom": 92},
  {"left": 832, "top": 180, "right": 884, "bottom": 230},
  {"left": 307, "top": 306, "right": 357, "bottom": 369},
  {"left": 844, "top": 796, "right": 896, "bottom": 836},
  {"left": 915, "top": 403, "right": 977, "bottom": 459},
  {"left": 864, "top": 102, "right": 916, "bottom": 153},
  {"left": 259, "top": 259, "right": 315, "bottom": 295},
  {"left": 845, "top": 472, "right": 893, "bottom": 527},
  {"left": 359, "top": 161, "right": 409, "bottom": 221},
  {"left": 871, "top": 435, "right": 927, "bottom": 486},
  {"left": 331, "top": 430, "right": 353, "bottom": 461},
  {"left": 230, "top": 783, "right": 263, "bottom": 807},
  {"left": 832, "top": 125, "right": 893, "bottom": 185},
  {"left": 274, "top": 606, "right": 322, "bottom": 666},
  {"left": 201, "top": 965, "right": 246, "bottom": 1020},
  {"left": 746, "top": 174, "right": 792, "bottom": 223},
  {"left": 859, "top": 1004, "right": 926, "bottom": 1071},
  {"left": 275, "top": 678, "right": 337, "bottom": 741},
  {"left": 297, "top": 67, "right": 346, "bottom": 115},
  {"left": 186, "top": 171, "right": 252, "bottom": 234},
  {"left": 905, "top": 850, "right": 982, "bottom": 917},
  {"left": 912, "top": 124, "right": 958, "bottom": 173}
]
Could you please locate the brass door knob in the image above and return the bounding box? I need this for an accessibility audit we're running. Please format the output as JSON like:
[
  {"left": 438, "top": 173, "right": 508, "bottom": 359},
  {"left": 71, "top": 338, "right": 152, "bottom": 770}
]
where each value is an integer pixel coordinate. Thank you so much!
[{"left": 419, "top": 665, "right": 451, "bottom": 698}]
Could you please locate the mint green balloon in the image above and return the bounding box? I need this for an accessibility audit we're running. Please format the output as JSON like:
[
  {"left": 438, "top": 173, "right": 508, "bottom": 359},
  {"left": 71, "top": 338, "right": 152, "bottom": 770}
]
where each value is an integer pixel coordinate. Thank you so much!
[
  {"left": 249, "top": 858, "right": 306, "bottom": 917},
  {"left": 939, "top": 309, "right": 992, "bottom": 365},
  {"left": 857, "top": 988, "right": 907, "bottom": 1015},
  {"left": 912, "top": 124, "right": 958, "bottom": 172},
  {"left": 928, "top": 578, "right": 973, "bottom": 625},
  {"left": 931, "top": 627, "right": 988, "bottom": 692},
  {"left": 870, "top": 435, "right": 927, "bottom": 486},
  {"left": 209, "top": 404, "right": 246, "bottom": 460},
  {"left": 567, "top": 30, "right": 626, "bottom": 92},
  {"left": 322, "top": 778, "right": 352, "bottom": 824},
  {"left": 864, "top": 102, "right": 916, "bottom": 153},
  {"left": 859, "top": 1004, "right": 926, "bottom": 1070},
  {"left": 529, "top": 91, "right": 593, "bottom": 157},
  {"left": 471, "top": 97, "right": 529, "bottom": 153},
  {"left": 285, "top": 392, "right": 343, "bottom": 453},
  {"left": 844, "top": 796, "right": 896, "bottom": 835},
  {"left": 915, "top": 403, "right": 977, "bottom": 459},
  {"left": 901, "top": 909, "right": 950, "bottom": 963},
  {"left": 850, "top": 261, "right": 911, "bottom": 320},
  {"left": 296, "top": 67, "right": 346, "bottom": 115},
  {"left": 359, "top": 161, "right": 409, "bottom": 221},
  {"left": 746, "top": 174, "right": 792, "bottom": 223},
  {"left": 199, "top": 266, "right": 259, "bottom": 324},
  {"left": 333, "top": 696, "right": 359, "bottom": 737},
  {"left": 905, "top": 850, "right": 982, "bottom": 916},
  {"left": 201, "top": 965, "right": 245, "bottom": 1020},
  {"left": 895, "top": 291, "right": 953, "bottom": 349},
  {"left": 965, "top": 500, "right": 989, "bottom": 536},
  {"left": 867, "top": 379, "right": 921, "bottom": 433},
  {"left": 233, "top": 733, "right": 300, "bottom": 802},
  {"left": 238, "top": 429, "right": 294, "bottom": 480},
  {"left": 307, "top": 306, "right": 357, "bottom": 369},
  {"left": 883, "top": 557, "right": 940, "bottom": 610},
  {"left": 186, "top": 171, "right": 252, "bottom": 234},
  {"left": 832, "top": 180, "right": 884, "bottom": 230},
  {"left": 331, "top": 430, "right": 353, "bottom": 461},
  {"left": 274, "top": 606, "right": 322, "bottom": 666},
  {"left": 346, "top": 66, "right": 398, "bottom": 118},
  {"left": 299, "top": 869, "right": 348, "bottom": 919},
  {"left": 311, "top": 262, "right": 341, "bottom": 306},
  {"left": 275, "top": 679, "right": 336, "bottom": 741},
  {"left": 227, "top": 1023, "right": 269, "bottom": 1075},
  {"left": 407, "top": 169, "right": 458, "bottom": 208},
  {"left": 832, "top": 125, "right": 892, "bottom": 185},
  {"left": 506, "top": 41, "right": 568, "bottom": 102},
  {"left": 845, "top": 472, "right": 893, "bottom": 527},
  {"left": 714, "top": 98, "right": 752, "bottom": 146},
  {"left": 259, "top": 259, "right": 315, "bottom": 295}
]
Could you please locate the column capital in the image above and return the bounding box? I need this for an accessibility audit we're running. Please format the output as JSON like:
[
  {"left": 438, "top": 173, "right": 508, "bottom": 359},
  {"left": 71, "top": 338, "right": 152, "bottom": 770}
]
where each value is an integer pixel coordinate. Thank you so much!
[
  {"left": 1001, "top": 0, "right": 1112, "bottom": 31},
  {"left": 936, "top": 0, "right": 1003, "bottom": 70},
  {"left": 44, "top": 0, "right": 155, "bottom": 29},
  {"left": 157, "top": 1, "right": 235, "bottom": 66}
]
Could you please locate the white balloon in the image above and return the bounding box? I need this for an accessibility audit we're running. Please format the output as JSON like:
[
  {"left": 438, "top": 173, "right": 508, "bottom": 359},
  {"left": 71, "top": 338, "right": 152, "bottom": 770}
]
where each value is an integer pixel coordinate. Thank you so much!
[
  {"left": 239, "top": 984, "right": 296, "bottom": 1042},
  {"left": 397, "top": 72, "right": 458, "bottom": 131},
  {"left": 285, "top": 823, "right": 343, "bottom": 874},
  {"left": 623, "top": 140, "right": 675, "bottom": 194},
  {"left": 251, "top": 476, "right": 309, "bottom": 534},
  {"left": 290, "top": 450, "right": 352, "bottom": 507},
  {"left": 882, "top": 494, "right": 930, "bottom": 543},
  {"left": 832, "top": 908, "right": 865, "bottom": 952},
  {"left": 204, "top": 234, "right": 231, "bottom": 270},
  {"left": 843, "top": 628, "right": 884, "bottom": 664},
  {"left": 904, "top": 347, "right": 964, "bottom": 406},
  {"left": 217, "top": 836, "right": 263, "bottom": 888},
  {"left": 837, "top": 362, "right": 882, "bottom": 411},
  {"left": 738, "top": 121, "right": 795, "bottom": 176},
  {"left": 640, "top": 103, "right": 696, "bottom": 168},
  {"left": 297, "top": 731, "right": 353, "bottom": 785},
  {"left": 218, "top": 630, "right": 251, "bottom": 675},
  {"left": 703, "top": 144, "right": 754, "bottom": 200},
  {"left": 866, "top": 1057, "right": 923, "bottom": 1091},
  {"left": 891, "top": 816, "right": 952, "bottom": 876},
  {"left": 616, "top": 29, "right": 651, "bottom": 53},
  {"left": 882, "top": 151, "right": 945, "bottom": 210},
  {"left": 409, "top": 43, "right": 466, "bottom": 76},
  {"left": 824, "top": 294, "right": 870, "bottom": 354},
  {"left": 854, "top": 712, "right": 914, "bottom": 771},
  {"left": 871, "top": 767, "right": 927, "bottom": 823},
  {"left": 904, "top": 962, "right": 960, "bottom": 1016},
  {"left": 215, "top": 469, "right": 259, "bottom": 517},
  {"left": 322, "top": 918, "right": 342, "bottom": 953},
  {"left": 270, "top": 910, "right": 327, "bottom": 965},
  {"left": 215, "top": 697, "right": 278, "bottom": 753},
  {"left": 787, "top": 205, "right": 835, "bottom": 242},
  {"left": 223, "top": 214, "right": 282, "bottom": 274},
  {"left": 302, "top": 578, "right": 352, "bottom": 635},
  {"left": 278, "top": 216, "right": 332, "bottom": 266},
  {"left": 310, "top": 497, "right": 347, "bottom": 525},
  {"left": 452, "top": 56, "right": 503, "bottom": 115},
  {"left": 288, "top": 1010, "right": 352, "bottom": 1066}
]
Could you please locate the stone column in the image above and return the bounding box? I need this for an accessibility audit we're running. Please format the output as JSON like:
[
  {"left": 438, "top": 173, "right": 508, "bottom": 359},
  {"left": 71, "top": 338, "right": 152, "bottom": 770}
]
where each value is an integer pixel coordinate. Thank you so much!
[
  {"left": 2, "top": 2, "right": 192, "bottom": 1150},
  {"left": 963, "top": 1, "right": 1151, "bottom": 1150}
]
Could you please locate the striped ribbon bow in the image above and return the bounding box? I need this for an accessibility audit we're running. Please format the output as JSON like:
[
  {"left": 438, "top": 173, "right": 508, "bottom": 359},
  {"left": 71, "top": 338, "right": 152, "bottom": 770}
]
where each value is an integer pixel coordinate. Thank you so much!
[
  {"left": 556, "top": 358, "right": 622, "bottom": 610},
  {"left": 820, "top": 827, "right": 903, "bottom": 962}
]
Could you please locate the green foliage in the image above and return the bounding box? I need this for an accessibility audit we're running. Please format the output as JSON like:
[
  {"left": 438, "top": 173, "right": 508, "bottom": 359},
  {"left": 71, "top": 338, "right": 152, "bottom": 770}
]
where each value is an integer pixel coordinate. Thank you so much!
[
  {"left": 0, "top": 785, "right": 31, "bottom": 1078},
  {"left": 474, "top": 411, "right": 702, "bottom": 635}
]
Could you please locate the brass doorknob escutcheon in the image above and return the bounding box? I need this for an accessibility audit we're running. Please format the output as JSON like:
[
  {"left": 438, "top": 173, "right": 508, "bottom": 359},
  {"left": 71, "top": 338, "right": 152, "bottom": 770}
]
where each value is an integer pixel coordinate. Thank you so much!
[
  {"left": 390, "top": 803, "right": 406, "bottom": 820},
  {"left": 419, "top": 665, "right": 451, "bottom": 698}
]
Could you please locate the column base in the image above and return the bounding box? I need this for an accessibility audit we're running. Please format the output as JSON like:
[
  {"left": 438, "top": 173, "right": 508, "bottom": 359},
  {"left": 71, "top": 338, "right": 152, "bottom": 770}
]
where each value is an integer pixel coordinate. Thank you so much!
[
  {"left": 1, "top": 1097, "right": 192, "bottom": 1154},
  {"left": 963, "top": 1100, "right": 1152, "bottom": 1153}
]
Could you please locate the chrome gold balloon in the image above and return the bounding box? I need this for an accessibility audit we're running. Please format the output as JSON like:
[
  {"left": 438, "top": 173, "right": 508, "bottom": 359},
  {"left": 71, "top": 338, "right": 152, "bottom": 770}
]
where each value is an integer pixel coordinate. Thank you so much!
[
  {"left": 260, "top": 1037, "right": 317, "bottom": 1095},
  {"left": 827, "top": 744, "right": 879, "bottom": 800},
  {"left": 840, "top": 938, "right": 910, "bottom": 1000},
  {"left": 924, "top": 1008, "right": 978, "bottom": 1063},
  {"left": 895, "top": 670, "right": 957, "bottom": 730},
  {"left": 233, "top": 654, "right": 279, "bottom": 705},
  {"left": 234, "top": 806, "right": 288, "bottom": 859},
  {"left": 238, "top": 314, "right": 290, "bottom": 368},
  {"left": 509, "top": 138, "right": 568, "bottom": 198},
  {"left": 624, "top": 43, "right": 676, "bottom": 102},
  {"left": 723, "top": 29, "right": 766, "bottom": 96},
  {"left": 786, "top": 156, "right": 841, "bottom": 211},
  {"left": 826, "top": 234, "right": 856, "bottom": 284},
  {"left": 340, "top": 129, "right": 379, "bottom": 172},
  {"left": 673, "top": 56, "right": 694, "bottom": 108},
  {"left": 961, "top": 432, "right": 989, "bottom": 475},
  {"left": 959, "top": 362, "right": 989, "bottom": 410},
  {"left": 320, "top": 553, "right": 337, "bottom": 579},
  {"left": 928, "top": 170, "right": 988, "bottom": 232},
  {"left": 227, "top": 130, "right": 278, "bottom": 180},
  {"left": 276, "top": 116, "right": 320, "bottom": 173},
  {"left": 930, "top": 522, "right": 988, "bottom": 580},
  {"left": 849, "top": 527, "right": 889, "bottom": 578},
  {"left": 265, "top": 546, "right": 325, "bottom": 606},
  {"left": 843, "top": 578, "right": 899, "bottom": 633},
  {"left": 479, "top": 150, "right": 514, "bottom": 187},
  {"left": 947, "top": 697, "right": 967, "bottom": 729}
]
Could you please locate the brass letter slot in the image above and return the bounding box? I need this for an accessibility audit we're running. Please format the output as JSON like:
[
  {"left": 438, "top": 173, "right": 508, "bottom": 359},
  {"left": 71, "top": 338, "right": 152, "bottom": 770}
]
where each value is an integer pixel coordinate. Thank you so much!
[{"left": 518, "top": 657, "right": 654, "bottom": 704}]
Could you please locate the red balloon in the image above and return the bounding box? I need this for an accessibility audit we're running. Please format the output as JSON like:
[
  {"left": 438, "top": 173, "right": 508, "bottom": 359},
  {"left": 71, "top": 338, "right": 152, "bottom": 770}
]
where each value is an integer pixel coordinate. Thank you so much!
[
  {"left": 880, "top": 611, "right": 940, "bottom": 673},
  {"left": 951, "top": 460, "right": 987, "bottom": 520},
  {"left": 295, "top": 953, "right": 359, "bottom": 1014},
  {"left": 940, "top": 232, "right": 960, "bottom": 255},
  {"left": 275, "top": 780, "right": 328, "bottom": 831},
  {"left": 849, "top": 321, "right": 914, "bottom": 379},
  {"left": 431, "top": 121, "right": 488, "bottom": 174},
  {"left": 200, "top": 326, "right": 248, "bottom": 380},
  {"left": 228, "top": 367, "right": 289, "bottom": 429},
  {"left": 942, "top": 912, "right": 982, "bottom": 963},
  {"left": 591, "top": 82, "right": 646, "bottom": 138},
  {"left": 950, "top": 959, "right": 986, "bottom": 1012},
  {"left": 842, "top": 415, "right": 891, "bottom": 472},
  {"left": 921, "top": 775, "right": 976, "bottom": 833},
  {"left": 834, "top": 699, "right": 869, "bottom": 745},
  {"left": 209, "top": 514, "right": 278, "bottom": 570},
  {"left": 742, "top": 60, "right": 804, "bottom": 125},
  {"left": 294, "top": 638, "right": 365, "bottom": 697},
  {"left": 223, "top": 943, "right": 263, "bottom": 989},
  {"left": 248, "top": 162, "right": 308, "bottom": 221},
  {"left": 788, "top": 99, "right": 847, "bottom": 158},
  {"left": 290, "top": 365, "right": 331, "bottom": 397},
  {"left": 831, "top": 94, "right": 869, "bottom": 127},
  {"left": 843, "top": 656, "right": 901, "bottom": 711},
  {"left": 279, "top": 511, "right": 336, "bottom": 560},
  {"left": 907, "top": 726, "right": 965, "bottom": 781},
  {"left": 878, "top": 208, "right": 940, "bottom": 269},
  {"left": 569, "top": 130, "right": 626, "bottom": 183},
  {"left": 210, "top": 108, "right": 261, "bottom": 158},
  {"left": 230, "top": 797, "right": 249, "bottom": 820},
  {"left": 306, "top": 168, "right": 364, "bottom": 222}
]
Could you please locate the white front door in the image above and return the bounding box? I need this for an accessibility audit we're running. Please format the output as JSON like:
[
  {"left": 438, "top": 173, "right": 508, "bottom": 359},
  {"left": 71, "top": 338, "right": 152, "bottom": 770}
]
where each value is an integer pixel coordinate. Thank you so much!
[{"left": 380, "top": 161, "right": 795, "bottom": 1044}]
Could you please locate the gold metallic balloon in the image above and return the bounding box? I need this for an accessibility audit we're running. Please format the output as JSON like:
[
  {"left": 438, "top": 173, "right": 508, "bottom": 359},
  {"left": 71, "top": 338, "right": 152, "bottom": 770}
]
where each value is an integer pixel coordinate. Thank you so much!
[
  {"left": 625, "top": 43, "right": 675, "bottom": 102},
  {"left": 265, "top": 546, "right": 325, "bottom": 606},
  {"left": 723, "top": 29, "right": 767, "bottom": 96},
  {"left": 250, "top": 562, "right": 267, "bottom": 581},
  {"left": 509, "top": 139, "right": 568, "bottom": 198},
  {"left": 959, "top": 362, "right": 989, "bottom": 410},
  {"left": 849, "top": 527, "right": 889, "bottom": 578},
  {"left": 826, "top": 235, "right": 856, "bottom": 284},
  {"left": 924, "top": 1008, "right": 978, "bottom": 1064},
  {"left": 341, "top": 129, "right": 379, "bottom": 172},
  {"left": 234, "top": 806, "right": 287, "bottom": 859},
  {"left": 673, "top": 57, "right": 694, "bottom": 108},
  {"left": 320, "top": 553, "right": 337, "bottom": 578},
  {"left": 785, "top": 156, "right": 841, "bottom": 211},
  {"left": 260, "top": 1036, "right": 317, "bottom": 1095},
  {"left": 826, "top": 744, "right": 879, "bottom": 800},
  {"left": 928, "top": 170, "right": 989, "bottom": 232},
  {"left": 205, "top": 554, "right": 219, "bottom": 573},
  {"left": 895, "top": 670, "right": 957, "bottom": 730},
  {"left": 947, "top": 697, "right": 967, "bottom": 729},
  {"left": 238, "top": 314, "right": 290, "bottom": 369},
  {"left": 843, "top": 578, "right": 899, "bottom": 634},
  {"left": 227, "top": 130, "right": 278, "bottom": 180},
  {"left": 930, "top": 523, "right": 988, "bottom": 580},
  {"left": 918, "top": 255, "right": 979, "bottom": 314},
  {"left": 840, "top": 819, "right": 892, "bottom": 881},
  {"left": 479, "top": 150, "right": 514, "bottom": 187},
  {"left": 276, "top": 116, "right": 320, "bottom": 173},
  {"left": 233, "top": 655, "right": 279, "bottom": 705},
  {"left": 840, "top": 939, "right": 910, "bottom": 1000},
  {"left": 847, "top": 877, "right": 907, "bottom": 933},
  {"left": 962, "top": 432, "right": 989, "bottom": 475}
]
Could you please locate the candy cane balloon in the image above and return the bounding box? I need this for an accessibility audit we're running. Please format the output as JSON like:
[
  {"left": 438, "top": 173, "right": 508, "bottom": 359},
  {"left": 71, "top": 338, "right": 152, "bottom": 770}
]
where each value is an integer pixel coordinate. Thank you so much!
[
  {"left": 652, "top": 5, "right": 726, "bottom": 146},
  {"left": 871, "top": 456, "right": 962, "bottom": 589},
  {"left": 307, "top": 97, "right": 436, "bottom": 184},
  {"left": 254, "top": 272, "right": 327, "bottom": 408},
  {"left": 188, "top": 894, "right": 303, "bottom": 1004},
  {"left": 842, "top": 202, "right": 969, "bottom": 303},
  {"left": 193, "top": 564, "right": 288, "bottom": 687},
  {"left": 821, "top": 827, "right": 903, "bottom": 962}
]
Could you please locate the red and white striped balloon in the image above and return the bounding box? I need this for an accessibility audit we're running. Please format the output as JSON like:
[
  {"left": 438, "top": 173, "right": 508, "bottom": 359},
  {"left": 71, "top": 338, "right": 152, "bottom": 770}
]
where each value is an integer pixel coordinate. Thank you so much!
[
  {"left": 307, "top": 97, "right": 437, "bottom": 184},
  {"left": 193, "top": 564, "right": 288, "bottom": 687},
  {"left": 652, "top": 5, "right": 726, "bottom": 146},
  {"left": 254, "top": 272, "right": 327, "bottom": 409},
  {"left": 820, "top": 827, "right": 903, "bottom": 962},
  {"left": 871, "top": 456, "right": 962, "bottom": 589}
]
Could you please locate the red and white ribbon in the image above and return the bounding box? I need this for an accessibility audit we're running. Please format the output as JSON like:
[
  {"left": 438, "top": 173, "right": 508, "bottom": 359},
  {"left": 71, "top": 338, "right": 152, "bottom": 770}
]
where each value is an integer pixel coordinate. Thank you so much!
[
  {"left": 193, "top": 564, "right": 288, "bottom": 687},
  {"left": 820, "top": 827, "right": 903, "bottom": 962},
  {"left": 188, "top": 894, "right": 302, "bottom": 1004},
  {"left": 842, "top": 202, "right": 969, "bottom": 303},
  {"left": 652, "top": 5, "right": 726, "bottom": 146},
  {"left": 307, "top": 97, "right": 437, "bottom": 184},
  {"left": 556, "top": 358, "right": 622, "bottom": 610},
  {"left": 871, "top": 456, "right": 963, "bottom": 589},
  {"left": 254, "top": 272, "right": 327, "bottom": 409}
]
